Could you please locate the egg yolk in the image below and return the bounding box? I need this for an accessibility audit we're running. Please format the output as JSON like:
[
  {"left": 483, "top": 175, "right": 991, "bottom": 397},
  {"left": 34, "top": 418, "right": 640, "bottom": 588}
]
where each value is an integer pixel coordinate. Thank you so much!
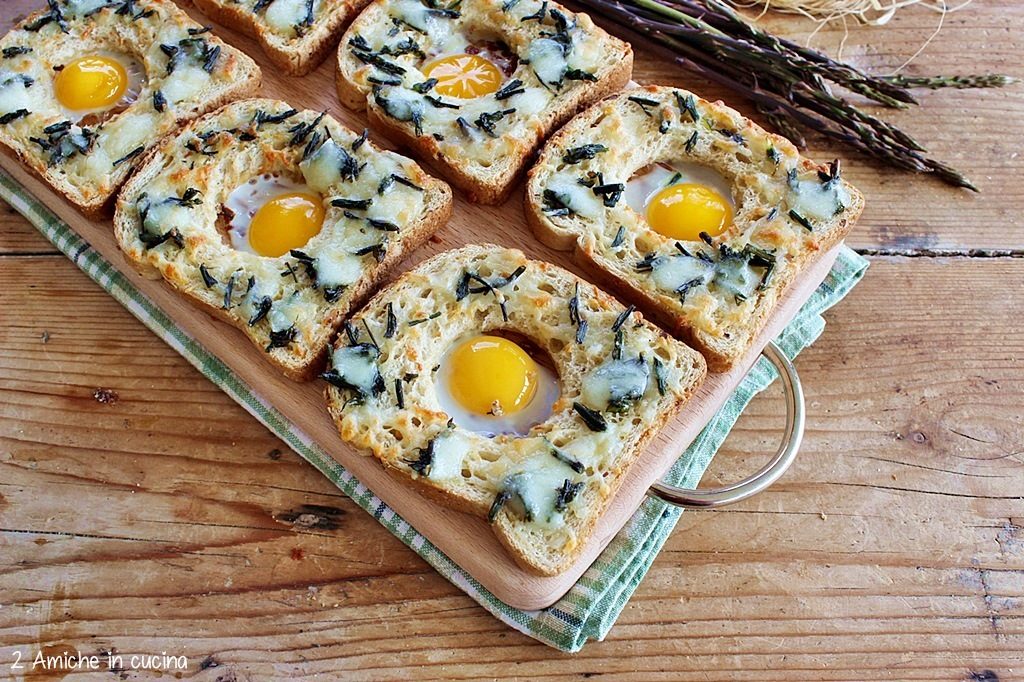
[
  {"left": 54, "top": 55, "right": 128, "bottom": 111},
  {"left": 248, "top": 192, "right": 325, "bottom": 258},
  {"left": 645, "top": 183, "right": 733, "bottom": 242},
  {"left": 447, "top": 335, "right": 538, "bottom": 416},
  {"left": 422, "top": 54, "right": 503, "bottom": 99}
]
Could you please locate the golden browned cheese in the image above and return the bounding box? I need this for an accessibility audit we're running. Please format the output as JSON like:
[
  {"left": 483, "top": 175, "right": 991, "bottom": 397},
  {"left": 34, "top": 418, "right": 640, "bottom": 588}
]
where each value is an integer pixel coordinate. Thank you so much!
[
  {"left": 526, "top": 85, "right": 865, "bottom": 370},
  {"left": 113, "top": 99, "right": 452, "bottom": 380},
  {"left": 191, "top": 0, "right": 373, "bottom": 76},
  {"left": 336, "top": 0, "right": 633, "bottom": 203},
  {"left": 324, "top": 244, "right": 706, "bottom": 575},
  {"left": 0, "top": 0, "right": 260, "bottom": 215}
]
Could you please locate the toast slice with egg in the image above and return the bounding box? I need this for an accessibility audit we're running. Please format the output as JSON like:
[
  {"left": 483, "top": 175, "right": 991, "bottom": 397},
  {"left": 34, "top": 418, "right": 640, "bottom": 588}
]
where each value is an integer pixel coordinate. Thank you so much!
[
  {"left": 113, "top": 98, "right": 452, "bottom": 380},
  {"left": 323, "top": 244, "right": 706, "bottom": 575},
  {"left": 335, "top": 0, "right": 633, "bottom": 204},
  {"left": 525, "top": 85, "right": 865, "bottom": 371},
  {"left": 191, "top": 0, "right": 373, "bottom": 76},
  {"left": 0, "top": 0, "right": 261, "bottom": 218}
]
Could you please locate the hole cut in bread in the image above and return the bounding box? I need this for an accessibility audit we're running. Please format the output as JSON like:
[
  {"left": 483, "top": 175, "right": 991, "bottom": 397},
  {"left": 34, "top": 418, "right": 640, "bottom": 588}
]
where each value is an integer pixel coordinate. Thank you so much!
[
  {"left": 526, "top": 85, "right": 865, "bottom": 370},
  {"left": 336, "top": 0, "right": 633, "bottom": 204},
  {"left": 114, "top": 98, "right": 452, "bottom": 380}
]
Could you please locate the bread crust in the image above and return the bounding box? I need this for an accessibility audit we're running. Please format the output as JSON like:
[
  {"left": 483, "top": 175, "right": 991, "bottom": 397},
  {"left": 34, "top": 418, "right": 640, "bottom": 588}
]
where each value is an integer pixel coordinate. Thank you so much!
[
  {"left": 0, "top": 0, "right": 261, "bottom": 217},
  {"left": 361, "top": 55, "right": 632, "bottom": 205},
  {"left": 525, "top": 84, "right": 865, "bottom": 371},
  {"left": 335, "top": 0, "right": 633, "bottom": 204},
  {"left": 0, "top": 140, "right": 109, "bottom": 219},
  {"left": 323, "top": 244, "right": 707, "bottom": 575},
  {"left": 493, "top": 370, "right": 695, "bottom": 574},
  {"left": 122, "top": 192, "right": 451, "bottom": 381},
  {"left": 192, "top": 0, "right": 372, "bottom": 76},
  {"left": 114, "top": 98, "right": 452, "bottom": 381}
]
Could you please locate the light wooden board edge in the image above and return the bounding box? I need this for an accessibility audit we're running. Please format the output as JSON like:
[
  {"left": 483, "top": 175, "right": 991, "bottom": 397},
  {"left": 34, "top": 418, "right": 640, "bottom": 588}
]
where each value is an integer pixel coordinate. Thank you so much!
[
  {"left": 2, "top": 152, "right": 841, "bottom": 609},
  {"left": 0, "top": 0, "right": 848, "bottom": 607}
]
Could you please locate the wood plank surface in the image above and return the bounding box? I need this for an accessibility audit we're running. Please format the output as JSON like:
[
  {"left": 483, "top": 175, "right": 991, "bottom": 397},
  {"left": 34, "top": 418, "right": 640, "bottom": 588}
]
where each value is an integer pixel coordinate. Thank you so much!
[
  {"left": 1, "top": 0, "right": 1023, "bottom": 677},
  {"left": 604, "top": 3, "right": 1024, "bottom": 255},
  {"left": 2, "top": 253, "right": 1021, "bottom": 680}
]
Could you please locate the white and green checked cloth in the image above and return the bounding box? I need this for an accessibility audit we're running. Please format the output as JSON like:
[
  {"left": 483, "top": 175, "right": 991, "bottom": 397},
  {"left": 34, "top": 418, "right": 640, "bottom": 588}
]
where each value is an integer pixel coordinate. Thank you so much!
[{"left": 1, "top": 170, "right": 868, "bottom": 652}]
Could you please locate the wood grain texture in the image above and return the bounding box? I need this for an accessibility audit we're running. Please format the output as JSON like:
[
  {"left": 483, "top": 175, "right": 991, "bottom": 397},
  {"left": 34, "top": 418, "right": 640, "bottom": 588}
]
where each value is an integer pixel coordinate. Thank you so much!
[
  {"left": 0, "top": 199, "right": 52, "bottom": 255},
  {"left": 1, "top": 253, "right": 1021, "bottom": 679},
  {"left": 1, "top": 0, "right": 1023, "bottom": 676},
  {"left": 621, "top": 5, "right": 1024, "bottom": 255}
]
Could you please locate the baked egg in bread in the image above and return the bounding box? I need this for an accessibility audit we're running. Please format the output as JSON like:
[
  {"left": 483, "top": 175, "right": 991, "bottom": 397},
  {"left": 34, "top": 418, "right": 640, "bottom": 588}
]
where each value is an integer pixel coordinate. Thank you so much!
[
  {"left": 0, "top": 0, "right": 260, "bottom": 217},
  {"left": 52, "top": 52, "right": 144, "bottom": 123},
  {"left": 526, "top": 85, "right": 865, "bottom": 371},
  {"left": 335, "top": 0, "right": 633, "bottom": 204},
  {"left": 190, "top": 0, "right": 374, "bottom": 76},
  {"left": 435, "top": 334, "right": 561, "bottom": 436},
  {"left": 323, "top": 244, "right": 706, "bottom": 575},
  {"left": 113, "top": 99, "right": 453, "bottom": 380},
  {"left": 623, "top": 161, "right": 736, "bottom": 242},
  {"left": 223, "top": 173, "right": 327, "bottom": 257}
]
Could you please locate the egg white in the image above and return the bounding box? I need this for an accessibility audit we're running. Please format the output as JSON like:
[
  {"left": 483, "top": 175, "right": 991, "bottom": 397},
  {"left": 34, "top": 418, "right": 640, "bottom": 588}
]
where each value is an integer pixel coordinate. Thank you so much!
[
  {"left": 624, "top": 161, "right": 735, "bottom": 218},
  {"left": 434, "top": 336, "right": 560, "bottom": 437},
  {"left": 223, "top": 173, "right": 321, "bottom": 256}
]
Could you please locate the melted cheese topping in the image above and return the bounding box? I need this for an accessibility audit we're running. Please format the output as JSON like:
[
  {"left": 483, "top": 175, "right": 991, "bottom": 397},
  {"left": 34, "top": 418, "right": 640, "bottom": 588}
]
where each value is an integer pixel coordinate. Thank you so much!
[
  {"left": 161, "top": 65, "right": 210, "bottom": 103},
  {"left": 545, "top": 173, "right": 604, "bottom": 219},
  {"left": 789, "top": 177, "right": 851, "bottom": 223},
  {"left": 324, "top": 246, "right": 705, "bottom": 556},
  {"left": 315, "top": 250, "right": 364, "bottom": 288},
  {"left": 330, "top": 344, "right": 382, "bottom": 393},
  {"left": 117, "top": 102, "right": 434, "bottom": 363},
  {"left": 651, "top": 254, "right": 714, "bottom": 294},
  {"left": 0, "top": 0, "right": 250, "bottom": 200},
  {"left": 263, "top": 0, "right": 318, "bottom": 35},
  {"left": 299, "top": 138, "right": 348, "bottom": 192},
  {"left": 527, "top": 37, "right": 569, "bottom": 86},
  {"left": 530, "top": 87, "right": 858, "bottom": 350},
  {"left": 580, "top": 357, "right": 651, "bottom": 412},
  {"left": 427, "top": 430, "right": 472, "bottom": 481},
  {"left": 503, "top": 453, "right": 580, "bottom": 527},
  {"left": 0, "top": 72, "right": 39, "bottom": 116},
  {"left": 342, "top": 0, "right": 614, "bottom": 165},
  {"left": 64, "top": 0, "right": 113, "bottom": 17}
]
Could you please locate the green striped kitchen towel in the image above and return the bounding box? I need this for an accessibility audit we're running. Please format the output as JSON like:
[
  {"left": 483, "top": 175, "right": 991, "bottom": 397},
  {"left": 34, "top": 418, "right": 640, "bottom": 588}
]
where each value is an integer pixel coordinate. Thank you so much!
[{"left": 0, "top": 170, "right": 868, "bottom": 652}]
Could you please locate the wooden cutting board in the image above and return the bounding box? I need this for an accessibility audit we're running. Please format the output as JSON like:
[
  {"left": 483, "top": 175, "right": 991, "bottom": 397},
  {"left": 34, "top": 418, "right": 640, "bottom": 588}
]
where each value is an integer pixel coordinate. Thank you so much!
[{"left": 0, "top": 2, "right": 841, "bottom": 610}]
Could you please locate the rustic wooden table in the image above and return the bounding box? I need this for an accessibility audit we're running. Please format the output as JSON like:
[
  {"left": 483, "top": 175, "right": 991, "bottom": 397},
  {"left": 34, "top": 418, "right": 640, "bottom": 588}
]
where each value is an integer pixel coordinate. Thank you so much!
[{"left": 1, "top": 0, "right": 1022, "bottom": 679}]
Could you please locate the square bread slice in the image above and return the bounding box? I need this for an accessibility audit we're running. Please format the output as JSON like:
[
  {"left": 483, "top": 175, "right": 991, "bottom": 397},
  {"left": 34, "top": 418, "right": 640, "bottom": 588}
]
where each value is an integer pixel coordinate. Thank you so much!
[
  {"left": 335, "top": 0, "right": 633, "bottom": 204},
  {"left": 191, "top": 0, "right": 372, "bottom": 76},
  {"left": 526, "top": 85, "right": 865, "bottom": 371},
  {"left": 114, "top": 99, "right": 452, "bottom": 380},
  {"left": 0, "top": 0, "right": 261, "bottom": 217},
  {"left": 323, "top": 244, "right": 706, "bottom": 575}
]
